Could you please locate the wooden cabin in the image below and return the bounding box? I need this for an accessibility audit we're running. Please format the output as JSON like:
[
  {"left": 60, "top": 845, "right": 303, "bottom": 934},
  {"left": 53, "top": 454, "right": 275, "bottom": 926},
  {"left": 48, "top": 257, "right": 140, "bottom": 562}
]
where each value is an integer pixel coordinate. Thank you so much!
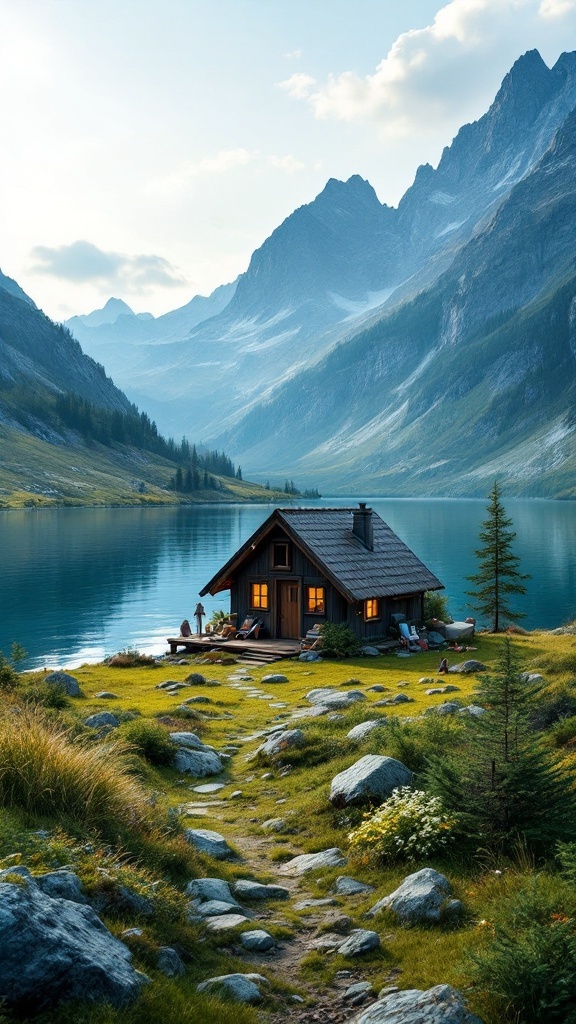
[{"left": 200, "top": 504, "right": 444, "bottom": 643}]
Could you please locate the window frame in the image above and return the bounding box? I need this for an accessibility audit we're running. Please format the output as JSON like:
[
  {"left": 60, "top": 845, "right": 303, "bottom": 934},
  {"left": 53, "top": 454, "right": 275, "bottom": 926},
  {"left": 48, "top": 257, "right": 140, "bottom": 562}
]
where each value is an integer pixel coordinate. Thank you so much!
[
  {"left": 250, "top": 581, "right": 269, "bottom": 611},
  {"left": 306, "top": 585, "right": 326, "bottom": 615},
  {"left": 272, "top": 541, "right": 291, "bottom": 570},
  {"left": 364, "top": 597, "right": 381, "bottom": 621}
]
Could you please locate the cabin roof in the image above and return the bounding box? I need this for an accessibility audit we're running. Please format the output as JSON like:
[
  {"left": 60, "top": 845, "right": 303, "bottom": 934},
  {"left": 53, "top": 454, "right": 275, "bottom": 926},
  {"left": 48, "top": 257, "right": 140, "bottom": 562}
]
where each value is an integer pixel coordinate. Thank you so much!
[{"left": 200, "top": 506, "right": 443, "bottom": 602}]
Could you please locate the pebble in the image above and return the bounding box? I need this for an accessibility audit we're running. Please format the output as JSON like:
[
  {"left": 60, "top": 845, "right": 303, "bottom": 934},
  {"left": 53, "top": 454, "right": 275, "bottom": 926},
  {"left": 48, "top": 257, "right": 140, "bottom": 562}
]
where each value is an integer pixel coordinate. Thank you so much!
[{"left": 192, "top": 783, "right": 226, "bottom": 794}]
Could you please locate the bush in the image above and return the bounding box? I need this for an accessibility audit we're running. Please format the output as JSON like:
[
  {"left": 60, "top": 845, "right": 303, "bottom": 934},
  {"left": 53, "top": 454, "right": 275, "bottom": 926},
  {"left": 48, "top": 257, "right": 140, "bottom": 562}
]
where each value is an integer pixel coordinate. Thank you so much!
[
  {"left": 472, "top": 880, "right": 576, "bottom": 1024},
  {"left": 108, "top": 649, "right": 158, "bottom": 668},
  {"left": 0, "top": 708, "right": 152, "bottom": 835},
  {"left": 348, "top": 787, "right": 457, "bottom": 863},
  {"left": 0, "top": 651, "right": 19, "bottom": 691},
  {"left": 320, "top": 622, "right": 361, "bottom": 657},
  {"left": 21, "top": 683, "right": 70, "bottom": 710},
  {"left": 424, "top": 591, "right": 451, "bottom": 623},
  {"left": 123, "top": 719, "right": 175, "bottom": 766}
]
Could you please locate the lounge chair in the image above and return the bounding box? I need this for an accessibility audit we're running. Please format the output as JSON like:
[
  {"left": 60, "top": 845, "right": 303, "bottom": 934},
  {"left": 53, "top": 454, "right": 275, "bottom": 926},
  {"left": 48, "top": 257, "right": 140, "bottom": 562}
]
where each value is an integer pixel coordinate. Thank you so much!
[
  {"left": 236, "top": 617, "right": 261, "bottom": 640},
  {"left": 300, "top": 623, "right": 323, "bottom": 651},
  {"left": 399, "top": 622, "right": 422, "bottom": 652}
]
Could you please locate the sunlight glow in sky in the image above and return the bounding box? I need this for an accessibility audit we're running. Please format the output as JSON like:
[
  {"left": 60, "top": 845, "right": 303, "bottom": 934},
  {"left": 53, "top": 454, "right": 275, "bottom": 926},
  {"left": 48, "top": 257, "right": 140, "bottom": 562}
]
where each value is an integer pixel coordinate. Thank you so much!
[{"left": 1, "top": 0, "right": 575, "bottom": 319}]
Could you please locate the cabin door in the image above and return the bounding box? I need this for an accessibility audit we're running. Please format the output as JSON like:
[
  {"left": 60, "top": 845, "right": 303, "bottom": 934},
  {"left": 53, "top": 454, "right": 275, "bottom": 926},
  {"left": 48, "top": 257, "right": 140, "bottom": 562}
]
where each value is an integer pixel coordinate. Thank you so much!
[{"left": 278, "top": 581, "right": 300, "bottom": 638}]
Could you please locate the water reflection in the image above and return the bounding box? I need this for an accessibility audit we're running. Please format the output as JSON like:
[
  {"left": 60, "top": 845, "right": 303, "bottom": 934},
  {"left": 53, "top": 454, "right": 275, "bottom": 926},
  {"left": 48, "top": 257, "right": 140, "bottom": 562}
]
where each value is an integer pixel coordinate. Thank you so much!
[{"left": 0, "top": 499, "right": 574, "bottom": 670}]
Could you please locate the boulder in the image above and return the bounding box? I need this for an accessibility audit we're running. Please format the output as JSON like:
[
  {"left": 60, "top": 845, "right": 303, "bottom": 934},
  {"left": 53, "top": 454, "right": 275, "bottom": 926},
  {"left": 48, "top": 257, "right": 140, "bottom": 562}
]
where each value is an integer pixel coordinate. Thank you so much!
[
  {"left": 367, "top": 868, "right": 461, "bottom": 925},
  {"left": 196, "top": 973, "right": 269, "bottom": 1004},
  {"left": 169, "top": 731, "right": 213, "bottom": 751},
  {"left": 93, "top": 691, "right": 119, "bottom": 699},
  {"left": 34, "top": 870, "right": 87, "bottom": 904},
  {"left": 0, "top": 874, "right": 145, "bottom": 1013},
  {"left": 257, "top": 729, "right": 306, "bottom": 758},
  {"left": 185, "top": 672, "right": 207, "bottom": 684},
  {"left": 195, "top": 900, "right": 249, "bottom": 918},
  {"left": 205, "top": 914, "right": 250, "bottom": 931},
  {"left": 240, "top": 929, "right": 276, "bottom": 952},
  {"left": 84, "top": 712, "right": 120, "bottom": 729},
  {"left": 156, "top": 947, "right": 185, "bottom": 977},
  {"left": 44, "top": 671, "right": 81, "bottom": 697},
  {"left": 344, "top": 984, "right": 484, "bottom": 1023},
  {"left": 337, "top": 929, "right": 380, "bottom": 956},
  {"left": 262, "top": 674, "right": 288, "bottom": 683},
  {"left": 448, "top": 660, "right": 487, "bottom": 674},
  {"left": 233, "top": 879, "right": 290, "bottom": 901},
  {"left": 186, "top": 877, "right": 239, "bottom": 905},
  {"left": 183, "top": 829, "right": 235, "bottom": 859},
  {"left": 362, "top": 646, "right": 380, "bottom": 656},
  {"left": 457, "top": 704, "right": 486, "bottom": 717},
  {"left": 261, "top": 817, "right": 287, "bottom": 832},
  {"left": 346, "top": 720, "right": 386, "bottom": 742},
  {"left": 280, "top": 848, "right": 347, "bottom": 876},
  {"left": 173, "top": 749, "right": 223, "bottom": 776},
  {"left": 306, "top": 688, "right": 367, "bottom": 709},
  {"left": 299, "top": 651, "right": 322, "bottom": 662},
  {"left": 329, "top": 755, "right": 412, "bottom": 808}
]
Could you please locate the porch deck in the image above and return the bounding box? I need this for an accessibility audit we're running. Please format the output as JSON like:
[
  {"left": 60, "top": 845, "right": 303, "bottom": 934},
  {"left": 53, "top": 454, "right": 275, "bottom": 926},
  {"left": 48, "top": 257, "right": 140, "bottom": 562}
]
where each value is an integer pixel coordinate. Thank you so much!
[{"left": 166, "top": 634, "right": 300, "bottom": 664}]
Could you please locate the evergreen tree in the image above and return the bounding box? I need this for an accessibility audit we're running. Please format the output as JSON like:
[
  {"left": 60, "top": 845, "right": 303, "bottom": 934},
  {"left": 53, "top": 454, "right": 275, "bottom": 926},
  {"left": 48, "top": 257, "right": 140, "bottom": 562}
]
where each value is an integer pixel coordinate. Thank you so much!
[
  {"left": 184, "top": 467, "right": 193, "bottom": 493},
  {"left": 175, "top": 467, "right": 183, "bottom": 491},
  {"left": 466, "top": 481, "right": 529, "bottom": 631},
  {"left": 427, "top": 637, "right": 575, "bottom": 854},
  {"left": 236, "top": 466, "right": 242, "bottom": 480}
]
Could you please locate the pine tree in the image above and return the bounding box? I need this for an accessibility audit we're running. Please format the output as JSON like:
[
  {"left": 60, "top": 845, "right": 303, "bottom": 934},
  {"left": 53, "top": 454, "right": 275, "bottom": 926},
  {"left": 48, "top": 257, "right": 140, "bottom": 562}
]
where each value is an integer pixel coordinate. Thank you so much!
[
  {"left": 427, "top": 637, "right": 575, "bottom": 854},
  {"left": 466, "top": 481, "right": 529, "bottom": 631}
]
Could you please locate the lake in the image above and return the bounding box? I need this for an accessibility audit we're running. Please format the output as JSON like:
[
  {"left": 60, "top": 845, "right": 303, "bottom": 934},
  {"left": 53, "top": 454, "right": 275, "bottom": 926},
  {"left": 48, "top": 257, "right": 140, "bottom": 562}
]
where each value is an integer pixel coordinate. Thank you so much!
[{"left": 1, "top": 498, "right": 575, "bottom": 671}]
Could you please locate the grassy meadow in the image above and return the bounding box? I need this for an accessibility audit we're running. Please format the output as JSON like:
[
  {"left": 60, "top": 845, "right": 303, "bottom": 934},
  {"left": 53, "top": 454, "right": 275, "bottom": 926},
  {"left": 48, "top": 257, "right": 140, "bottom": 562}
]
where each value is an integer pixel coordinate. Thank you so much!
[{"left": 1, "top": 628, "right": 576, "bottom": 1023}]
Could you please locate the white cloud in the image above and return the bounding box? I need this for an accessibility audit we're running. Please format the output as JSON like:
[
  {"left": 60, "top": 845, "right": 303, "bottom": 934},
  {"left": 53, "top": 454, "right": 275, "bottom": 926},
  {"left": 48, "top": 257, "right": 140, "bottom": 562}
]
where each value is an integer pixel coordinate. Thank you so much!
[
  {"left": 284, "top": 48, "right": 303, "bottom": 60},
  {"left": 146, "top": 148, "right": 257, "bottom": 196},
  {"left": 30, "top": 240, "right": 185, "bottom": 292},
  {"left": 281, "top": 0, "right": 576, "bottom": 135},
  {"left": 267, "top": 154, "right": 306, "bottom": 174},
  {"left": 278, "top": 72, "right": 317, "bottom": 99}
]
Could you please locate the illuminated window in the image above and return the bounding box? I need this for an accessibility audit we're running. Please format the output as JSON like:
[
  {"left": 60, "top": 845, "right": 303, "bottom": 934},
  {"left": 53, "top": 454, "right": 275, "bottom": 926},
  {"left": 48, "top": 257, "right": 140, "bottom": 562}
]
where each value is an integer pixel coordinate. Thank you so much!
[
  {"left": 306, "top": 586, "right": 325, "bottom": 614},
  {"left": 365, "top": 598, "right": 380, "bottom": 620},
  {"left": 273, "top": 542, "right": 290, "bottom": 568},
  {"left": 250, "top": 582, "right": 269, "bottom": 610}
]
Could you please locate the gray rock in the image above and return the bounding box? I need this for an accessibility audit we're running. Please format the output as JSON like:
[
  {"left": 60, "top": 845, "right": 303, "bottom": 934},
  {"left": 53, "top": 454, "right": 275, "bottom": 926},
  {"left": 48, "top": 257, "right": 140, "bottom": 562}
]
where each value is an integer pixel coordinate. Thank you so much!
[
  {"left": 185, "top": 877, "right": 239, "bottom": 905},
  {"left": 344, "top": 984, "right": 484, "bottom": 1023},
  {"left": 262, "top": 674, "right": 289, "bottom": 683},
  {"left": 362, "top": 646, "right": 380, "bottom": 656},
  {"left": 173, "top": 748, "right": 223, "bottom": 776},
  {"left": 169, "top": 731, "right": 212, "bottom": 750},
  {"left": 337, "top": 929, "right": 380, "bottom": 956},
  {"left": 291, "top": 705, "right": 332, "bottom": 718},
  {"left": 196, "top": 973, "right": 269, "bottom": 1003},
  {"left": 196, "top": 900, "right": 249, "bottom": 917},
  {"left": 261, "top": 817, "right": 287, "bottom": 832},
  {"left": 306, "top": 688, "right": 366, "bottom": 709},
  {"left": 233, "top": 879, "right": 290, "bottom": 901},
  {"left": 84, "top": 712, "right": 120, "bottom": 729},
  {"left": 334, "top": 876, "right": 375, "bottom": 896},
  {"left": 205, "top": 914, "right": 251, "bottom": 931},
  {"left": 257, "top": 729, "right": 306, "bottom": 758},
  {"left": 294, "top": 897, "right": 338, "bottom": 909},
  {"left": 93, "top": 691, "right": 119, "bottom": 699},
  {"left": 367, "top": 868, "right": 457, "bottom": 925},
  {"left": 155, "top": 679, "right": 185, "bottom": 689},
  {"left": 0, "top": 874, "right": 145, "bottom": 1013},
  {"left": 522, "top": 672, "right": 545, "bottom": 684},
  {"left": 448, "top": 660, "right": 487, "bottom": 674},
  {"left": 367, "top": 685, "right": 387, "bottom": 692},
  {"left": 280, "top": 848, "right": 347, "bottom": 875},
  {"left": 434, "top": 702, "right": 462, "bottom": 717},
  {"left": 192, "top": 782, "right": 226, "bottom": 793},
  {"left": 458, "top": 704, "right": 486, "bottom": 717},
  {"left": 347, "top": 720, "right": 387, "bottom": 742},
  {"left": 182, "top": 695, "right": 212, "bottom": 704},
  {"left": 156, "top": 947, "right": 185, "bottom": 977},
  {"left": 91, "top": 884, "right": 154, "bottom": 919},
  {"left": 185, "top": 672, "right": 207, "bottom": 684},
  {"left": 183, "top": 829, "right": 235, "bottom": 859},
  {"left": 44, "top": 671, "right": 81, "bottom": 697},
  {"left": 34, "top": 870, "right": 87, "bottom": 904},
  {"left": 329, "top": 755, "right": 412, "bottom": 808},
  {"left": 299, "top": 651, "right": 322, "bottom": 661},
  {"left": 344, "top": 981, "right": 374, "bottom": 1001},
  {"left": 240, "top": 929, "right": 276, "bottom": 952}
]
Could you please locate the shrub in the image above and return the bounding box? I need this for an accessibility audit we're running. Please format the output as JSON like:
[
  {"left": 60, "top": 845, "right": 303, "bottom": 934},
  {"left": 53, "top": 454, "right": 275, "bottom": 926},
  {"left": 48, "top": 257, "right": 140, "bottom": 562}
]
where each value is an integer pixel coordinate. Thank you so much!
[
  {"left": 122, "top": 719, "right": 175, "bottom": 766},
  {"left": 471, "top": 880, "right": 576, "bottom": 1024},
  {"left": 0, "top": 708, "right": 152, "bottom": 835},
  {"left": 320, "top": 622, "right": 361, "bottom": 657},
  {"left": 21, "top": 682, "right": 70, "bottom": 710},
  {"left": 0, "top": 651, "right": 19, "bottom": 691},
  {"left": 528, "top": 690, "right": 576, "bottom": 731},
  {"left": 108, "top": 649, "right": 158, "bottom": 668},
  {"left": 348, "top": 787, "right": 457, "bottom": 863},
  {"left": 424, "top": 591, "right": 451, "bottom": 623}
]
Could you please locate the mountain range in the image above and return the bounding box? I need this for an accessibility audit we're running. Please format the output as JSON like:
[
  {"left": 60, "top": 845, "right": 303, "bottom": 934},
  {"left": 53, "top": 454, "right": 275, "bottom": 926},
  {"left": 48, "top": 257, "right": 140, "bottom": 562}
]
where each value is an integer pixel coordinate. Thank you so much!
[{"left": 57, "top": 49, "right": 576, "bottom": 497}]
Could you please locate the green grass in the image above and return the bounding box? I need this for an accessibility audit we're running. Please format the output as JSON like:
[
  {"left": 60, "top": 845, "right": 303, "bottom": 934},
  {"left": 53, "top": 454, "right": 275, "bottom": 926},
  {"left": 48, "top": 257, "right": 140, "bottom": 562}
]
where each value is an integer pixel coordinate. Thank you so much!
[{"left": 2, "top": 628, "right": 576, "bottom": 1023}]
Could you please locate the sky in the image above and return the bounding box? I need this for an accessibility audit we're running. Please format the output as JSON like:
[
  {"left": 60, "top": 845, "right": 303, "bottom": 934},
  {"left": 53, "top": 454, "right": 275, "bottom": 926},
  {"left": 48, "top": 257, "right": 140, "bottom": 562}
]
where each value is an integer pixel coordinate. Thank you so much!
[{"left": 1, "top": 0, "right": 576, "bottom": 321}]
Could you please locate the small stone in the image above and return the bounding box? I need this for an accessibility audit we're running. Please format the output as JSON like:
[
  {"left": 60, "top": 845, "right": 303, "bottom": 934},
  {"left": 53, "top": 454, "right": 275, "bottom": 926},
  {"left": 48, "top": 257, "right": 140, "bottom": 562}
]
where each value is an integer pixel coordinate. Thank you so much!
[
  {"left": 156, "top": 947, "right": 185, "bottom": 977},
  {"left": 196, "top": 973, "right": 269, "bottom": 1004},
  {"left": 205, "top": 914, "right": 251, "bottom": 932},
  {"left": 367, "top": 685, "right": 387, "bottom": 692},
  {"left": 343, "top": 981, "right": 374, "bottom": 1001},
  {"left": 183, "top": 829, "right": 235, "bottom": 859},
  {"left": 196, "top": 900, "right": 249, "bottom": 918},
  {"left": 334, "top": 876, "right": 375, "bottom": 896},
  {"left": 229, "top": 790, "right": 243, "bottom": 799},
  {"left": 346, "top": 720, "right": 386, "bottom": 742},
  {"left": 93, "top": 691, "right": 119, "bottom": 699},
  {"left": 233, "top": 879, "right": 290, "bottom": 901},
  {"left": 185, "top": 672, "right": 207, "bottom": 684},
  {"left": 293, "top": 898, "right": 338, "bottom": 910},
  {"left": 186, "top": 878, "right": 239, "bottom": 905},
  {"left": 280, "top": 848, "right": 347, "bottom": 876},
  {"left": 192, "top": 783, "right": 226, "bottom": 793},
  {"left": 262, "top": 674, "right": 288, "bottom": 683},
  {"left": 240, "top": 929, "right": 275, "bottom": 952},
  {"left": 362, "top": 646, "right": 380, "bottom": 656},
  {"left": 337, "top": 929, "right": 380, "bottom": 956}
]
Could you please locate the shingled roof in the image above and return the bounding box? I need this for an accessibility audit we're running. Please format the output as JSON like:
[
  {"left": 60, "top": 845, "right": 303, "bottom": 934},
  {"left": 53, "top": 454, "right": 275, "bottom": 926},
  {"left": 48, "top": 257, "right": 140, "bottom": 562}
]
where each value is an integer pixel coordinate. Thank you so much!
[{"left": 200, "top": 506, "right": 443, "bottom": 602}]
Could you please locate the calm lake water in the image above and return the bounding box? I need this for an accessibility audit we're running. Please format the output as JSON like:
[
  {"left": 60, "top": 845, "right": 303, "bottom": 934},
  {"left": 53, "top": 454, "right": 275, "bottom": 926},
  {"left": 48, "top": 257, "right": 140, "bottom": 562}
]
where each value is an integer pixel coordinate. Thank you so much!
[{"left": 1, "top": 498, "right": 575, "bottom": 671}]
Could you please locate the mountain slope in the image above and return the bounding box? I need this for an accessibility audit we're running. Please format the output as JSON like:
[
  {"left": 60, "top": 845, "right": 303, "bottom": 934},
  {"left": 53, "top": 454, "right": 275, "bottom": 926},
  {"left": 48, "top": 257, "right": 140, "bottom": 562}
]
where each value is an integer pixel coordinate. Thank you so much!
[
  {"left": 224, "top": 105, "right": 576, "bottom": 498},
  {"left": 67, "top": 50, "right": 576, "bottom": 446}
]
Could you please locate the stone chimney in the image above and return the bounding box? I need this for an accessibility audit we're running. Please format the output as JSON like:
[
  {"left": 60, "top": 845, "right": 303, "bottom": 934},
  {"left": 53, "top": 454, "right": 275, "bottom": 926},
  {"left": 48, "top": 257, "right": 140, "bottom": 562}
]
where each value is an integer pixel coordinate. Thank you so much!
[{"left": 352, "top": 502, "right": 374, "bottom": 551}]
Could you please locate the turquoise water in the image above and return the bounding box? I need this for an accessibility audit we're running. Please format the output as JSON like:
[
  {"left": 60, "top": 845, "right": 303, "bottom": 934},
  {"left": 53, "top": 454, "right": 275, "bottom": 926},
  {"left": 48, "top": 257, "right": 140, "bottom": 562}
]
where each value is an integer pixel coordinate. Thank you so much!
[{"left": 0, "top": 498, "right": 574, "bottom": 670}]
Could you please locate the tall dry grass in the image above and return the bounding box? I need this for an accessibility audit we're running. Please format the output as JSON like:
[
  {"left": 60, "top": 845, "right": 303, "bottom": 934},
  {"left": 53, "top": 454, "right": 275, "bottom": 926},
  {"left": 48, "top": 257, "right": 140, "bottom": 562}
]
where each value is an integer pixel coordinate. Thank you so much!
[{"left": 0, "top": 708, "right": 151, "bottom": 834}]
